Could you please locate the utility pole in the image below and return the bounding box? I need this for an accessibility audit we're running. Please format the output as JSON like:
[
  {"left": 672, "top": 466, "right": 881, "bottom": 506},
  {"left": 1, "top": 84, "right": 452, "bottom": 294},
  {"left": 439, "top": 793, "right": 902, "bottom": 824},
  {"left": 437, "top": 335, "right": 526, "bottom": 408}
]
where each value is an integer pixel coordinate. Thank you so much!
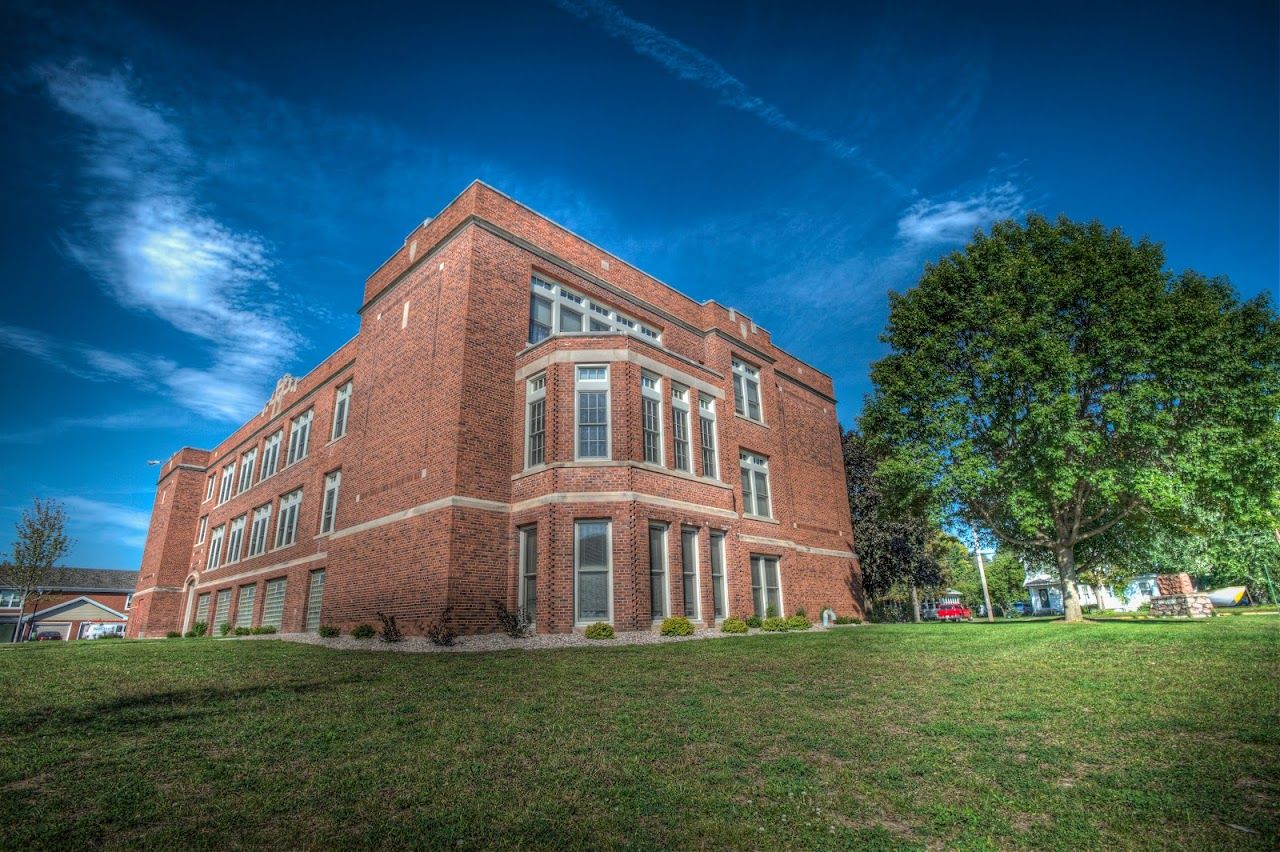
[{"left": 972, "top": 526, "right": 994, "bottom": 623}]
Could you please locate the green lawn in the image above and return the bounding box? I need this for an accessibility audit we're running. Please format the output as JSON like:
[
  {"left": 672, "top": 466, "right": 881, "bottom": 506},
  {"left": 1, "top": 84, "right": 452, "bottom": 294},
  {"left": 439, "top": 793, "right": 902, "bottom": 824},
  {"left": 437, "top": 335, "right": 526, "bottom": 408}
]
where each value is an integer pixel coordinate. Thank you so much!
[{"left": 1, "top": 621, "right": 1276, "bottom": 850}]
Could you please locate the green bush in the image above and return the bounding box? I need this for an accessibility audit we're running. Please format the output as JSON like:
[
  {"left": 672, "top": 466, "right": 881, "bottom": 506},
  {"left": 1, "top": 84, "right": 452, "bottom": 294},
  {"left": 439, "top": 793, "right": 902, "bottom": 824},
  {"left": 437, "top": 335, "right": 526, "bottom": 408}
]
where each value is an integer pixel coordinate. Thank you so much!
[
  {"left": 165, "top": 631, "right": 182, "bottom": 639},
  {"left": 318, "top": 625, "right": 340, "bottom": 638},
  {"left": 191, "top": 621, "right": 208, "bottom": 637},
  {"left": 660, "top": 616, "right": 695, "bottom": 636},
  {"left": 720, "top": 617, "right": 748, "bottom": 634},
  {"left": 794, "top": 607, "right": 806, "bottom": 618},
  {"left": 218, "top": 622, "right": 232, "bottom": 636},
  {"left": 834, "top": 615, "right": 862, "bottom": 625},
  {"left": 745, "top": 614, "right": 763, "bottom": 629},
  {"left": 584, "top": 622, "right": 614, "bottom": 640},
  {"left": 351, "top": 623, "right": 375, "bottom": 639},
  {"left": 233, "top": 626, "right": 251, "bottom": 636},
  {"left": 250, "top": 626, "right": 277, "bottom": 635},
  {"left": 765, "top": 604, "right": 779, "bottom": 618},
  {"left": 785, "top": 615, "right": 811, "bottom": 630},
  {"left": 761, "top": 616, "right": 789, "bottom": 632},
  {"left": 183, "top": 630, "right": 195, "bottom": 638}
]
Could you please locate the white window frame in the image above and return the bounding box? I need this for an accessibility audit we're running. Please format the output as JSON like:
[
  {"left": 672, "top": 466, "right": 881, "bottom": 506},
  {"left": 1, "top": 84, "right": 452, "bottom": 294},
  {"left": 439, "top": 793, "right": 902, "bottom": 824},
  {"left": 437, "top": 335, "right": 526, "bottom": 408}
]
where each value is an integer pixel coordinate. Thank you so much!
[
  {"left": 710, "top": 530, "right": 727, "bottom": 620},
  {"left": 750, "top": 555, "right": 784, "bottom": 618},
  {"left": 235, "top": 584, "right": 256, "bottom": 628},
  {"left": 648, "top": 522, "right": 669, "bottom": 621},
  {"left": 262, "top": 578, "right": 287, "bottom": 630},
  {"left": 260, "top": 430, "right": 283, "bottom": 482},
  {"left": 525, "top": 372, "right": 547, "bottom": 469},
  {"left": 0, "top": 590, "right": 23, "bottom": 608},
  {"left": 305, "top": 569, "right": 325, "bottom": 632},
  {"left": 740, "top": 451, "right": 773, "bottom": 519},
  {"left": 732, "top": 357, "right": 763, "bottom": 423},
  {"left": 641, "top": 372, "right": 664, "bottom": 466},
  {"left": 204, "top": 475, "right": 216, "bottom": 502},
  {"left": 225, "top": 515, "right": 247, "bottom": 565},
  {"left": 518, "top": 525, "right": 538, "bottom": 623},
  {"left": 699, "top": 395, "right": 718, "bottom": 479},
  {"left": 206, "top": 525, "right": 225, "bottom": 571},
  {"left": 331, "top": 381, "right": 352, "bottom": 441},
  {"left": 574, "top": 519, "right": 613, "bottom": 625},
  {"left": 275, "top": 489, "right": 302, "bottom": 549},
  {"left": 237, "top": 448, "right": 257, "bottom": 494},
  {"left": 681, "top": 526, "right": 701, "bottom": 620},
  {"left": 217, "top": 464, "right": 235, "bottom": 505},
  {"left": 574, "top": 365, "right": 611, "bottom": 461},
  {"left": 248, "top": 503, "right": 272, "bottom": 557},
  {"left": 671, "top": 383, "right": 692, "bottom": 472},
  {"left": 286, "top": 410, "right": 313, "bottom": 466},
  {"left": 528, "top": 275, "right": 660, "bottom": 344},
  {"left": 320, "top": 470, "right": 341, "bottom": 535},
  {"left": 215, "top": 588, "right": 231, "bottom": 626},
  {"left": 196, "top": 516, "right": 208, "bottom": 545}
]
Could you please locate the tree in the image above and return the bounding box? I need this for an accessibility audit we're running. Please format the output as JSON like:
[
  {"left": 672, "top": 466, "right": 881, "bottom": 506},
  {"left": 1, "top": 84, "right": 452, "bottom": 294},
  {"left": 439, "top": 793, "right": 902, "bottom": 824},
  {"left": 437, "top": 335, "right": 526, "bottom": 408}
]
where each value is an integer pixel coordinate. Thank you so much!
[
  {"left": 0, "top": 498, "right": 73, "bottom": 641},
  {"left": 861, "top": 215, "right": 1280, "bottom": 621},
  {"left": 843, "top": 430, "right": 943, "bottom": 620}
]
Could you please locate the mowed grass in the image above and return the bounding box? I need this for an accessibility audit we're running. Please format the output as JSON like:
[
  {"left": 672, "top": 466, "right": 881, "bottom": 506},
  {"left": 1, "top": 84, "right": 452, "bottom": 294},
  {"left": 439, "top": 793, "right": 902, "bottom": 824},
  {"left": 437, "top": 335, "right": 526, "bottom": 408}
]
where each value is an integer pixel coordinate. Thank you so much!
[{"left": 1, "top": 620, "right": 1276, "bottom": 850}]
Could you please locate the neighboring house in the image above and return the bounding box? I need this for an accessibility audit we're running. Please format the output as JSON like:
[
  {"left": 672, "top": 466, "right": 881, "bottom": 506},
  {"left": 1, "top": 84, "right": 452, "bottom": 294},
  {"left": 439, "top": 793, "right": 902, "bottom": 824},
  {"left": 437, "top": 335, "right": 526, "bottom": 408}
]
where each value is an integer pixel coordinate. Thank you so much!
[
  {"left": 1024, "top": 567, "right": 1158, "bottom": 614},
  {"left": 129, "top": 182, "right": 860, "bottom": 638},
  {"left": 1, "top": 568, "right": 139, "bottom": 641},
  {"left": 920, "top": 588, "right": 964, "bottom": 619}
]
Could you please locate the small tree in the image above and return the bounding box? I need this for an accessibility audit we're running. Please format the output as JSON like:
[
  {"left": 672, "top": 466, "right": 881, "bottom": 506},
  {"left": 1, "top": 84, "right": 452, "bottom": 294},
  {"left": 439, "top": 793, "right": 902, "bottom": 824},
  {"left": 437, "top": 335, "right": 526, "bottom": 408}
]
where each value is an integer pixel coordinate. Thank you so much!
[{"left": 0, "top": 498, "right": 73, "bottom": 641}]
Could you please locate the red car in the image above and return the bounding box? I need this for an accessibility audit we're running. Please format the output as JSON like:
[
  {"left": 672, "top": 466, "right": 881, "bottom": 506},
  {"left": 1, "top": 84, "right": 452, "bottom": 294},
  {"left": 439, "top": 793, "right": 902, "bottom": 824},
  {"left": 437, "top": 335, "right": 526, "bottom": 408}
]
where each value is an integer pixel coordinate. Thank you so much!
[{"left": 935, "top": 603, "right": 972, "bottom": 622}]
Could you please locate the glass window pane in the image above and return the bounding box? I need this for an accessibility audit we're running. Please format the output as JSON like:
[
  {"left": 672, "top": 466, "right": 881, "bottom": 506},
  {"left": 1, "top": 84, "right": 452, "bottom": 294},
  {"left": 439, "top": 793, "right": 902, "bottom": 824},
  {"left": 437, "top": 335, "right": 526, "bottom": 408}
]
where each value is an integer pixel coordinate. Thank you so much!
[
  {"left": 682, "top": 529, "right": 698, "bottom": 618},
  {"left": 560, "top": 307, "right": 582, "bottom": 332},
  {"left": 578, "top": 571, "right": 608, "bottom": 620}
]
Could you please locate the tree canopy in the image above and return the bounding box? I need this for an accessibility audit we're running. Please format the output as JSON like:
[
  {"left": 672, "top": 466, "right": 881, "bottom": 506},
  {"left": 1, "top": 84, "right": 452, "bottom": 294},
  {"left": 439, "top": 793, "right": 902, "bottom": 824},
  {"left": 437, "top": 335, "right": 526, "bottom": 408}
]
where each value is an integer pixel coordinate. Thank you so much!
[{"left": 861, "top": 214, "right": 1280, "bottom": 621}]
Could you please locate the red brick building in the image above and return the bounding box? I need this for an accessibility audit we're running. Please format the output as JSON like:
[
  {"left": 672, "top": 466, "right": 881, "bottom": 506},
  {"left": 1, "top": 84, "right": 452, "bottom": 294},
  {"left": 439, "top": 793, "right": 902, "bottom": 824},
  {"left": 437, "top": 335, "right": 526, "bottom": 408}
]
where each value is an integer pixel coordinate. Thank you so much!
[
  {"left": 128, "top": 182, "right": 862, "bottom": 638},
  {"left": 2, "top": 568, "right": 137, "bottom": 641}
]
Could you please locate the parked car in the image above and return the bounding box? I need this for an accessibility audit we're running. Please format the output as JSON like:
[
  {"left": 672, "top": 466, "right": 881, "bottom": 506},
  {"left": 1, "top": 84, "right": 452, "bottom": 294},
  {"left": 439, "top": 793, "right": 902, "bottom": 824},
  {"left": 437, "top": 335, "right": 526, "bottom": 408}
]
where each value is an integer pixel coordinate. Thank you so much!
[
  {"left": 936, "top": 603, "right": 972, "bottom": 622},
  {"left": 1010, "top": 601, "right": 1032, "bottom": 616},
  {"left": 33, "top": 630, "right": 63, "bottom": 641}
]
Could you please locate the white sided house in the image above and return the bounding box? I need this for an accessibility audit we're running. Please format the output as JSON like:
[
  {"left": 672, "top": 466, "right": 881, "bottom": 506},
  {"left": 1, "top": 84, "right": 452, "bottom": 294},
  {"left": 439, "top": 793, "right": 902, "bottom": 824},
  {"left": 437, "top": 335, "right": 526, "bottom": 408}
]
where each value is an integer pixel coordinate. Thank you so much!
[{"left": 1024, "top": 567, "right": 1158, "bottom": 615}]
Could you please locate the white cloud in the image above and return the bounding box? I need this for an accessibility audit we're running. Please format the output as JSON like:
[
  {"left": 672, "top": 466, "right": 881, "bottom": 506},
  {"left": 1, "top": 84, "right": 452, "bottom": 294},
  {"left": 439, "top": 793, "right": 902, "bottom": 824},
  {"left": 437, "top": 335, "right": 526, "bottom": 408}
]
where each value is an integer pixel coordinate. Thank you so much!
[
  {"left": 61, "top": 496, "right": 152, "bottom": 550},
  {"left": 33, "top": 61, "right": 302, "bottom": 422},
  {"left": 897, "top": 182, "right": 1023, "bottom": 245},
  {"left": 0, "top": 409, "right": 184, "bottom": 444}
]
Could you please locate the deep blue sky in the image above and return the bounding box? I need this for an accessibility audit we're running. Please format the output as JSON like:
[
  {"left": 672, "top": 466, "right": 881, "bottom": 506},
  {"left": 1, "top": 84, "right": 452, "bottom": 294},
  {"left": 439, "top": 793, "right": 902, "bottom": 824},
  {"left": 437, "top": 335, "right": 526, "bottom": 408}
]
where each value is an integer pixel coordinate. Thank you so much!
[{"left": 1, "top": 0, "right": 1276, "bottom": 568}]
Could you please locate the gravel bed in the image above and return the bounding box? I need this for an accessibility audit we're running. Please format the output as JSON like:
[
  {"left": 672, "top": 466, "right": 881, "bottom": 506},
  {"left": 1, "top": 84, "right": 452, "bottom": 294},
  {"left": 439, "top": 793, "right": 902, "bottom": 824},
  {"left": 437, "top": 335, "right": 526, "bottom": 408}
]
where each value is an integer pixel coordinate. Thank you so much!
[{"left": 250, "top": 624, "right": 835, "bottom": 654}]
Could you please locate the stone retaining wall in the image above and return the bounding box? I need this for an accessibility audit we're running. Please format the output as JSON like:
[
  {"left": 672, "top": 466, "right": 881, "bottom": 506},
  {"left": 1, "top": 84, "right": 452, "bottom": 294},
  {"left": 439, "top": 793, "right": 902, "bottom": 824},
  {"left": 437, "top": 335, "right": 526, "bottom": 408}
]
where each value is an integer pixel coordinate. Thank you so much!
[{"left": 1149, "top": 593, "right": 1215, "bottom": 618}]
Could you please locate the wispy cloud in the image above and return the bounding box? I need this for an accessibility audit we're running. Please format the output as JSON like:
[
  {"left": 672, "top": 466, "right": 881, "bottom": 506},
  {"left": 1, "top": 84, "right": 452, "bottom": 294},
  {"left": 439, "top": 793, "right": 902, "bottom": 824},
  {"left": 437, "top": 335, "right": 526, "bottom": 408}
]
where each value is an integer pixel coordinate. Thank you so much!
[
  {"left": 0, "top": 408, "right": 184, "bottom": 444},
  {"left": 897, "top": 181, "right": 1024, "bottom": 245},
  {"left": 61, "top": 496, "right": 151, "bottom": 550},
  {"left": 31, "top": 61, "right": 302, "bottom": 421},
  {"left": 552, "top": 0, "right": 904, "bottom": 193}
]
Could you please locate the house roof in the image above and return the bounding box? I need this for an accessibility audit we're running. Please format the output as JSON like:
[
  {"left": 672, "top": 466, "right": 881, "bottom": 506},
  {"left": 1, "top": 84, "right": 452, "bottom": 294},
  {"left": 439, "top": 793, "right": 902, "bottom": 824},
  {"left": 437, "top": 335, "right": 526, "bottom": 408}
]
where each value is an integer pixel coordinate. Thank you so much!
[
  {"left": 29, "top": 595, "right": 129, "bottom": 621},
  {"left": 24, "top": 567, "right": 138, "bottom": 592}
]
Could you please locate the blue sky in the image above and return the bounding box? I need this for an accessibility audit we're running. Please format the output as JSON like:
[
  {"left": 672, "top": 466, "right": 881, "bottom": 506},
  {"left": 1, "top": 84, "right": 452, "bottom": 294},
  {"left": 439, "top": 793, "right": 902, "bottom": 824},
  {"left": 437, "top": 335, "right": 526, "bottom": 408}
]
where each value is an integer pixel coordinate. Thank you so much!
[{"left": 1, "top": 0, "right": 1275, "bottom": 568}]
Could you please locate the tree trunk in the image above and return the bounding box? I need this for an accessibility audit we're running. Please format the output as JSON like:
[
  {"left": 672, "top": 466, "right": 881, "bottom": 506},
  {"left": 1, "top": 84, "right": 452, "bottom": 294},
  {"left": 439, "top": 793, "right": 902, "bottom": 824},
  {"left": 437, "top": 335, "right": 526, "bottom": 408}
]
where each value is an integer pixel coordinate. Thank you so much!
[
  {"left": 910, "top": 584, "right": 922, "bottom": 623},
  {"left": 1055, "top": 545, "right": 1084, "bottom": 623}
]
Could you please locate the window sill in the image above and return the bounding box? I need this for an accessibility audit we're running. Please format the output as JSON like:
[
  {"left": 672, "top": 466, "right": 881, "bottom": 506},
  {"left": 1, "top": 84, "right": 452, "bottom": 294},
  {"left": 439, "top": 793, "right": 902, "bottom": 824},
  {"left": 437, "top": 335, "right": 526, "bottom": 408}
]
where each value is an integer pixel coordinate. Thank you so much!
[
  {"left": 742, "top": 513, "right": 780, "bottom": 525},
  {"left": 325, "top": 433, "right": 347, "bottom": 448},
  {"left": 733, "top": 413, "right": 768, "bottom": 428}
]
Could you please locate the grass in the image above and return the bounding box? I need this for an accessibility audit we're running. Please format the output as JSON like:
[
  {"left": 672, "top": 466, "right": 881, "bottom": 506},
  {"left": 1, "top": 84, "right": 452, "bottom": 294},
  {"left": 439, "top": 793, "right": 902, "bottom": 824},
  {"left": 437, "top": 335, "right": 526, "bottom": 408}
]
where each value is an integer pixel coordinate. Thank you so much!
[{"left": 1, "top": 620, "right": 1276, "bottom": 850}]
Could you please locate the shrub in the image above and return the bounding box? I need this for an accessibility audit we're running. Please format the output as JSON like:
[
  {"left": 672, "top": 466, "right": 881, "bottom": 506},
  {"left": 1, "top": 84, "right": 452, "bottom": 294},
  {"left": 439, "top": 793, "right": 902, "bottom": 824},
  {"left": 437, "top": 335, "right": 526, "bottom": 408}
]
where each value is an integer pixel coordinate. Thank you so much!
[
  {"left": 721, "top": 617, "right": 748, "bottom": 634},
  {"left": 834, "top": 615, "right": 862, "bottom": 625},
  {"left": 377, "top": 612, "right": 404, "bottom": 643},
  {"left": 493, "top": 599, "right": 531, "bottom": 638},
  {"left": 427, "top": 607, "right": 457, "bottom": 646},
  {"left": 745, "top": 614, "right": 763, "bottom": 629},
  {"left": 584, "top": 621, "right": 614, "bottom": 640},
  {"left": 250, "top": 626, "right": 277, "bottom": 635},
  {"left": 351, "top": 623, "right": 375, "bottom": 639},
  {"left": 785, "top": 615, "right": 811, "bottom": 630},
  {"left": 165, "top": 631, "right": 182, "bottom": 639},
  {"left": 318, "top": 625, "right": 340, "bottom": 638},
  {"left": 660, "top": 616, "right": 695, "bottom": 636},
  {"left": 233, "top": 626, "right": 252, "bottom": 636},
  {"left": 183, "top": 630, "right": 195, "bottom": 638},
  {"left": 191, "top": 621, "right": 208, "bottom": 637},
  {"left": 761, "top": 616, "right": 789, "bottom": 632},
  {"left": 794, "top": 607, "right": 807, "bottom": 618},
  {"left": 218, "top": 622, "right": 232, "bottom": 636},
  {"left": 765, "top": 604, "right": 779, "bottom": 618}
]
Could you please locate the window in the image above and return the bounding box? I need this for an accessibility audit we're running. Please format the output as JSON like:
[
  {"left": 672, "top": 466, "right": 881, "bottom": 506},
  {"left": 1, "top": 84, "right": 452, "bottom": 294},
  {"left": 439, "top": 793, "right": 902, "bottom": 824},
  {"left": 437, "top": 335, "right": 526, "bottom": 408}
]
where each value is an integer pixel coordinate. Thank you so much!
[
  {"left": 197, "top": 516, "right": 208, "bottom": 545},
  {"left": 235, "top": 584, "right": 256, "bottom": 628},
  {"left": 699, "top": 395, "right": 718, "bottom": 479},
  {"left": 215, "top": 588, "right": 231, "bottom": 626},
  {"left": 262, "top": 578, "right": 287, "bottom": 629},
  {"left": 641, "top": 372, "right": 663, "bottom": 465},
  {"left": 740, "top": 451, "right": 772, "bottom": 518},
  {"left": 205, "top": 475, "right": 216, "bottom": 502},
  {"left": 320, "top": 471, "right": 341, "bottom": 534},
  {"left": 732, "top": 358, "right": 763, "bottom": 422},
  {"left": 671, "top": 384, "right": 691, "bottom": 472},
  {"left": 287, "top": 410, "right": 313, "bottom": 466},
  {"left": 237, "top": 449, "right": 257, "bottom": 494},
  {"left": 206, "top": 525, "right": 225, "bottom": 571},
  {"left": 681, "top": 527, "right": 700, "bottom": 619},
  {"left": 575, "top": 365, "right": 609, "bottom": 459},
  {"left": 574, "top": 520, "right": 611, "bottom": 623},
  {"left": 225, "top": 515, "right": 247, "bottom": 565},
  {"left": 194, "top": 593, "right": 210, "bottom": 626},
  {"left": 275, "top": 489, "right": 302, "bottom": 549},
  {"left": 260, "top": 430, "right": 282, "bottom": 481},
  {"left": 331, "top": 381, "right": 352, "bottom": 441},
  {"left": 305, "top": 569, "right": 325, "bottom": 632},
  {"left": 527, "top": 275, "right": 660, "bottom": 344},
  {"left": 247, "top": 503, "right": 271, "bottom": 557},
  {"left": 648, "top": 523, "right": 668, "bottom": 619},
  {"left": 124, "top": 593, "right": 133, "bottom": 611},
  {"left": 751, "top": 555, "right": 782, "bottom": 618},
  {"left": 0, "top": 590, "right": 22, "bottom": 608},
  {"left": 519, "top": 526, "right": 537, "bottom": 622},
  {"left": 710, "top": 531, "right": 726, "bottom": 619},
  {"left": 217, "top": 463, "right": 235, "bottom": 504},
  {"left": 526, "top": 373, "right": 546, "bottom": 468}
]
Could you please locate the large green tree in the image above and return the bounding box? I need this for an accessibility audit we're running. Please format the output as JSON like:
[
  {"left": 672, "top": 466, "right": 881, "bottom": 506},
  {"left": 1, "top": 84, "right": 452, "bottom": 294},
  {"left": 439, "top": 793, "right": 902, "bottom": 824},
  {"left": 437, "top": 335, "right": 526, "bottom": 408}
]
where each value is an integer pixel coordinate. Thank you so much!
[{"left": 861, "top": 214, "right": 1280, "bottom": 621}]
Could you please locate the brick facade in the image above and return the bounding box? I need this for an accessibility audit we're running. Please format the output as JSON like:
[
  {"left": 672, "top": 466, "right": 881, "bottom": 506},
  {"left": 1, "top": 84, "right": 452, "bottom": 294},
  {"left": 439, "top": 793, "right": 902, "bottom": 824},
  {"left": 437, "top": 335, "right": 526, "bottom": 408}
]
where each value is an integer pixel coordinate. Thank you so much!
[{"left": 128, "top": 182, "right": 864, "bottom": 638}]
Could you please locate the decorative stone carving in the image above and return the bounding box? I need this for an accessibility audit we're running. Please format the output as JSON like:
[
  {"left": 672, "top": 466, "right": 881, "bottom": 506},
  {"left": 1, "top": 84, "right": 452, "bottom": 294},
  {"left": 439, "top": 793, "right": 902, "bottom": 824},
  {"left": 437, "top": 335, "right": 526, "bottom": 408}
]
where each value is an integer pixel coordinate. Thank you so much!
[{"left": 265, "top": 374, "right": 298, "bottom": 416}]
